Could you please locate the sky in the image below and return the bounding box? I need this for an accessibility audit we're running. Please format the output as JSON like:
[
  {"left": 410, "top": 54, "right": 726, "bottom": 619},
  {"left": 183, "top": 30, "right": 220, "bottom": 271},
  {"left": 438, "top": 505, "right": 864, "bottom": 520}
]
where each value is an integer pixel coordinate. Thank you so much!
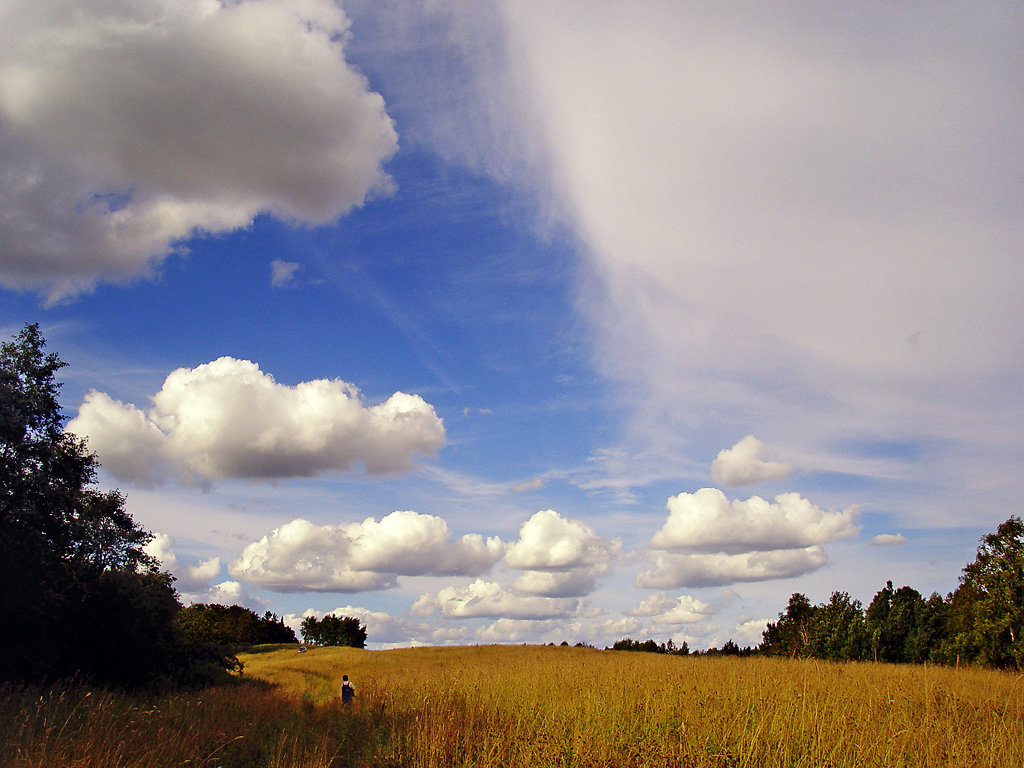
[{"left": 1, "top": 0, "right": 1022, "bottom": 650}]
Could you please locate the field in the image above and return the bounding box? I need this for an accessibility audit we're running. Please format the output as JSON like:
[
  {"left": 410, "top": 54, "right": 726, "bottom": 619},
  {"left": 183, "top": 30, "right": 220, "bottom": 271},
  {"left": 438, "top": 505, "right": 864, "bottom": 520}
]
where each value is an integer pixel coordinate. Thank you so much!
[{"left": 3, "top": 644, "right": 1022, "bottom": 767}]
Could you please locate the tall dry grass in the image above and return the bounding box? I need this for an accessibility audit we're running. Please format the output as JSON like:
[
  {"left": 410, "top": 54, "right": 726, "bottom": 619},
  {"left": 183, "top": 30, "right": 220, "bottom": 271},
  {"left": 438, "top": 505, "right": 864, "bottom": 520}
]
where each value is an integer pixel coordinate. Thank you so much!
[{"left": 3, "top": 645, "right": 1022, "bottom": 767}]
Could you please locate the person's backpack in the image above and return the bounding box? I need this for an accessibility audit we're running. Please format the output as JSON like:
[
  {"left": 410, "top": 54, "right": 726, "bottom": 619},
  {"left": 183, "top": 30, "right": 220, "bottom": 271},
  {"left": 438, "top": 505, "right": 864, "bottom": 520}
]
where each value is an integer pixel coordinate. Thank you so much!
[{"left": 341, "top": 681, "right": 354, "bottom": 703}]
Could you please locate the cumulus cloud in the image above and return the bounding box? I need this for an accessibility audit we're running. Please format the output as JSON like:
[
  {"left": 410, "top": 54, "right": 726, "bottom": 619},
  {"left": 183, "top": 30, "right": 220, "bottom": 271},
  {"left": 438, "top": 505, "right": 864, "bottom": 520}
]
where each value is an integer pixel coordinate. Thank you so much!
[
  {"left": 229, "top": 512, "right": 504, "bottom": 592},
  {"left": 626, "top": 593, "right": 714, "bottom": 625},
  {"left": 0, "top": 0, "right": 397, "bottom": 300},
  {"left": 712, "top": 436, "right": 792, "bottom": 486},
  {"left": 649, "top": 488, "right": 859, "bottom": 555},
  {"left": 639, "top": 487, "right": 847, "bottom": 586},
  {"left": 510, "top": 569, "right": 601, "bottom": 598},
  {"left": 637, "top": 547, "right": 828, "bottom": 589},
  {"left": 144, "top": 532, "right": 221, "bottom": 592},
  {"left": 503, "top": 509, "right": 621, "bottom": 597},
  {"left": 505, "top": 509, "right": 620, "bottom": 570},
  {"left": 287, "top": 605, "right": 471, "bottom": 648},
  {"left": 413, "top": 579, "right": 583, "bottom": 620},
  {"left": 870, "top": 533, "right": 907, "bottom": 546},
  {"left": 270, "top": 259, "right": 301, "bottom": 288},
  {"left": 732, "top": 618, "right": 772, "bottom": 647},
  {"left": 143, "top": 531, "right": 265, "bottom": 608},
  {"left": 67, "top": 357, "right": 445, "bottom": 485},
  {"left": 475, "top": 618, "right": 564, "bottom": 644}
]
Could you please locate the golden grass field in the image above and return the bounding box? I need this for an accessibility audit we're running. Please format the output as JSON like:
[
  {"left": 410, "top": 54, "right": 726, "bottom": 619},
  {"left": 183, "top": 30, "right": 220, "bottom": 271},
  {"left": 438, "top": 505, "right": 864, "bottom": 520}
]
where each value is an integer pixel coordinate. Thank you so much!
[{"left": 3, "top": 644, "right": 1022, "bottom": 767}]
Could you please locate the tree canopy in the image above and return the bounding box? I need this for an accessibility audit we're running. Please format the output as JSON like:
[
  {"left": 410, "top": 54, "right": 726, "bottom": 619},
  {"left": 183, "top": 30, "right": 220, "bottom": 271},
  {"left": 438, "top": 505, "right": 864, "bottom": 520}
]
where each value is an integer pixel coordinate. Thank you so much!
[
  {"left": 758, "top": 516, "right": 1023, "bottom": 670},
  {"left": 0, "top": 323, "right": 238, "bottom": 687},
  {"left": 300, "top": 614, "right": 367, "bottom": 648},
  {"left": 180, "top": 604, "right": 298, "bottom": 647}
]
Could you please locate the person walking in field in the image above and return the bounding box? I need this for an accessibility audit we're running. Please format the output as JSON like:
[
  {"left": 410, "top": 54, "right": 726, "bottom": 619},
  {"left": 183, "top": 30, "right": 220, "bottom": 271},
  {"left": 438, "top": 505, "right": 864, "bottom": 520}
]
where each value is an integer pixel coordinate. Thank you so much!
[{"left": 341, "top": 674, "right": 355, "bottom": 705}]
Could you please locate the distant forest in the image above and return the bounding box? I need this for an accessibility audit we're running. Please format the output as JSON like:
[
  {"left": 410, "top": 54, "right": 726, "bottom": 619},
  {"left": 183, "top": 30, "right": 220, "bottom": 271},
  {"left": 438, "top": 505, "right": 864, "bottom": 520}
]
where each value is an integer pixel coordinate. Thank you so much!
[{"left": 610, "top": 515, "right": 1023, "bottom": 670}]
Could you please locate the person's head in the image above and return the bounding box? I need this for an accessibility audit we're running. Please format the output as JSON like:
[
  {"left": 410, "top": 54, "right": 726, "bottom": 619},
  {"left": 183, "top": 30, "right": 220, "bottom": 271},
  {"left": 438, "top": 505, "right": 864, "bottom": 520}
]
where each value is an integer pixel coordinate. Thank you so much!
[{"left": 343, "top": 675, "right": 348, "bottom": 681}]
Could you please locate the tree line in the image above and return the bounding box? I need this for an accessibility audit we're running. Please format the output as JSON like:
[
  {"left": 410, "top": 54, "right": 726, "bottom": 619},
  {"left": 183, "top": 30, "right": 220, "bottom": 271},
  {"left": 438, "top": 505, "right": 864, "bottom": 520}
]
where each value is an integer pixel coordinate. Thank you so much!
[
  {"left": 760, "top": 515, "right": 1023, "bottom": 669},
  {"left": 611, "top": 515, "right": 1023, "bottom": 670},
  {"left": 179, "top": 604, "right": 297, "bottom": 647}
]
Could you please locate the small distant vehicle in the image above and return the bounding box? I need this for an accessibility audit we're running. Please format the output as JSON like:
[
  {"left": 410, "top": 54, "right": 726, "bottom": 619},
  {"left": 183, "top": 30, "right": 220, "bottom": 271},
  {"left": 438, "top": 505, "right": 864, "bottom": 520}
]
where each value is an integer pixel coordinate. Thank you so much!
[{"left": 298, "top": 646, "right": 307, "bottom": 653}]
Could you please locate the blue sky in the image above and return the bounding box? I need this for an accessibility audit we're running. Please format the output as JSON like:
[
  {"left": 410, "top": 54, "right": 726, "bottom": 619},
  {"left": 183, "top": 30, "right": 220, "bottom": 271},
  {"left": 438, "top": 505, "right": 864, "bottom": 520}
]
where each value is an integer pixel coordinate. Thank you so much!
[{"left": 1, "top": 0, "right": 1021, "bottom": 649}]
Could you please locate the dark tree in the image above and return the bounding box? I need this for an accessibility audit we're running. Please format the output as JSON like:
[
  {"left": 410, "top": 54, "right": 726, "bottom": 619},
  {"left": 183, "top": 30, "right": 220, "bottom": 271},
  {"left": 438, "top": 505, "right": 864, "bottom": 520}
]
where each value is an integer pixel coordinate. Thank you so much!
[
  {"left": 907, "top": 592, "right": 948, "bottom": 663},
  {"left": 300, "top": 614, "right": 367, "bottom": 648},
  {"left": 866, "top": 582, "right": 924, "bottom": 664},
  {"left": 608, "top": 637, "right": 689, "bottom": 655},
  {"left": 180, "top": 603, "right": 298, "bottom": 646},
  {"left": 0, "top": 324, "right": 237, "bottom": 687}
]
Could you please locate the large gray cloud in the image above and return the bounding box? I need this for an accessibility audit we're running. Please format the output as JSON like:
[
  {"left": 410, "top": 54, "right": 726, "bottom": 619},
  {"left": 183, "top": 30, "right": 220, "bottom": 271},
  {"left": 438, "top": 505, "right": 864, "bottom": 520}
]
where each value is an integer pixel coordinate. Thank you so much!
[
  {"left": 399, "top": 1, "right": 1024, "bottom": 527},
  {"left": 67, "top": 356, "right": 445, "bottom": 485},
  {"left": 0, "top": 0, "right": 397, "bottom": 299}
]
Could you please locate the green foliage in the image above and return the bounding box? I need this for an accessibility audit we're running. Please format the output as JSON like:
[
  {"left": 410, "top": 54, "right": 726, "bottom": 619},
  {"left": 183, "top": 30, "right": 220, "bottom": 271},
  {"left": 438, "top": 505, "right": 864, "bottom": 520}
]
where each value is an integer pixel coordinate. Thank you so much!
[
  {"left": 0, "top": 323, "right": 237, "bottom": 688},
  {"left": 761, "top": 592, "right": 814, "bottom": 658},
  {"left": 941, "top": 516, "right": 1023, "bottom": 669},
  {"left": 807, "top": 591, "right": 867, "bottom": 661},
  {"left": 609, "top": 637, "right": 690, "bottom": 655},
  {"left": 866, "top": 582, "right": 924, "bottom": 663},
  {"left": 907, "top": 592, "right": 948, "bottom": 663},
  {"left": 757, "top": 516, "right": 1022, "bottom": 671},
  {"left": 300, "top": 614, "right": 367, "bottom": 648},
  {"left": 179, "top": 604, "right": 298, "bottom": 646}
]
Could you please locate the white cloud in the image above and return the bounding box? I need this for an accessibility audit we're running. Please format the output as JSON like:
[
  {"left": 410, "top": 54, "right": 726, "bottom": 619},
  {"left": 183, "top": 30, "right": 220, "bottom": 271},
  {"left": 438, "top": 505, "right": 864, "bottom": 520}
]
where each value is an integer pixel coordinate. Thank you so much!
[
  {"left": 415, "top": 579, "right": 583, "bottom": 620},
  {"left": 503, "top": 509, "right": 621, "bottom": 597},
  {"left": 287, "top": 605, "right": 470, "bottom": 648},
  {"left": 510, "top": 569, "right": 601, "bottom": 599},
  {"left": 712, "top": 436, "right": 792, "bottom": 486},
  {"left": 649, "top": 488, "right": 859, "bottom": 555},
  {"left": 0, "top": 0, "right": 397, "bottom": 300},
  {"left": 189, "top": 580, "right": 271, "bottom": 611},
  {"left": 637, "top": 547, "right": 828, "bottom": 589},
  {"left": 229, "top": 512, "right": 504, "bottom": 592},
  {"left": 638, "top": 484, "right": 853, "bottom": 591},
  {"left": 67, "top": 356, "right": 445, "bottom": 484},
  {"left": 144, "top": 531, "right": 221, "bottom": 592},
  {"left": 270, "top": 259, "right": 301, "bottom": 288},
  {"left": 475, "top": 618, "right": 563, "bottom": 644},
  {"left": 870, "top": 533, "right": 907, "bottom": 546},
  {"left": 732, "top": 618, "right": 771, "bottom": 647},
  {"left": 510, "top": 477, "right": 544, "bottom": 493},
  {"left": 505, "top": 509, "right": 620, "bottom": 570},
  {"left": 428, "top": 1, "right": 1024, "bottom": 529},
  {"left": 143, "top": 531, "right": 267, "bottom": 608},
  {"left": 626, "top": 593, "right": 714, "bottom": 625}
]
